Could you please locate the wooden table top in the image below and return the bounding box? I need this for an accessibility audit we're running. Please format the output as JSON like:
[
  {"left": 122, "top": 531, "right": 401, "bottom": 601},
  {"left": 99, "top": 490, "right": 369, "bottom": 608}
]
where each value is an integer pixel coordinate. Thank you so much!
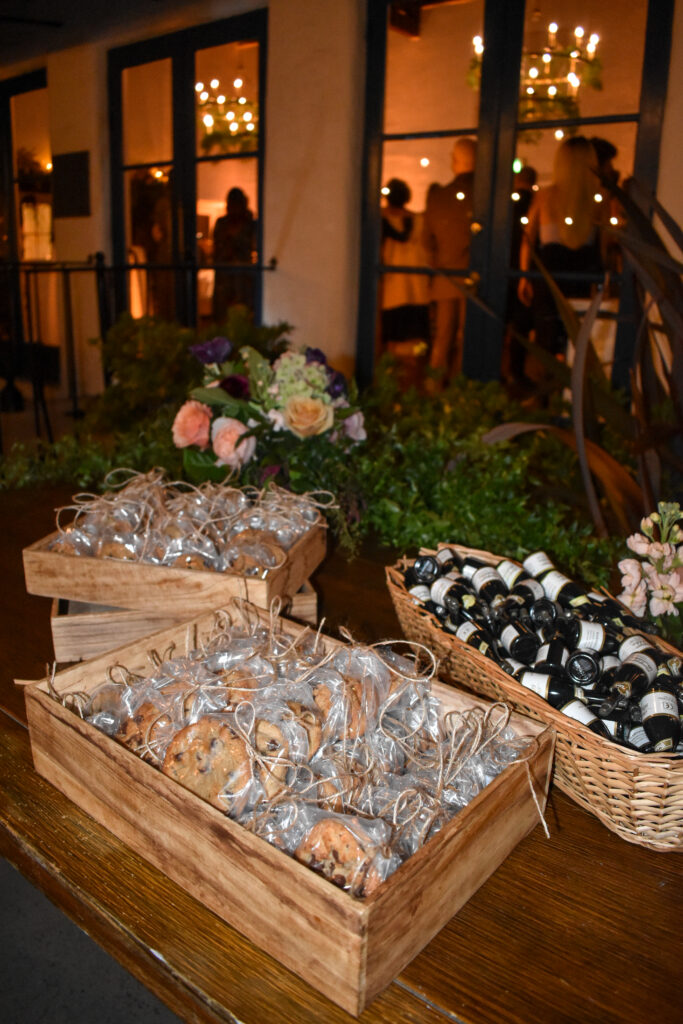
[{"left": 1, "top": 486, "right": 682, "bottom": 1024}]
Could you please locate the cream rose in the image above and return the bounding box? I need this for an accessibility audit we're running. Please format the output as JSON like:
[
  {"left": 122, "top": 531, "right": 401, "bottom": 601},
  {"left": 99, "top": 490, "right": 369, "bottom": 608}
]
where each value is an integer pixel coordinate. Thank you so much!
[
  {"left": 172, "top": 400, "right": 212, "bottom": 449},
  {"left": 211, "top": 416, "right": 256, "bottom": 469},
  {"left": 283, "top": 396, "right": 334, "bottom": 438}
]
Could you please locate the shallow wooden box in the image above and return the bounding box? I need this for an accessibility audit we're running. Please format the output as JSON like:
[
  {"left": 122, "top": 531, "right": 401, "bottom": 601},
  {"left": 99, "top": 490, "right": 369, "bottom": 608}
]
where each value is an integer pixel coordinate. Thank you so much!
[
  {"left": 50, "top": 582, "right": 318, "bottom": 662},
  {"left": 23, "top": 605, "right": 555, "bottom": 1016},
  {"left": 23, "top": 521, "right": 326, "bottom": 615}
]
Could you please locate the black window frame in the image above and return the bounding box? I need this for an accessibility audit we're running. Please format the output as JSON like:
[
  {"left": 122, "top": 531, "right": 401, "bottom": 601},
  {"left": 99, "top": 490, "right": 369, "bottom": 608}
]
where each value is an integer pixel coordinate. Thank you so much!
[{"left": 107, "top": 8, "right": 268, "bottom": 326}]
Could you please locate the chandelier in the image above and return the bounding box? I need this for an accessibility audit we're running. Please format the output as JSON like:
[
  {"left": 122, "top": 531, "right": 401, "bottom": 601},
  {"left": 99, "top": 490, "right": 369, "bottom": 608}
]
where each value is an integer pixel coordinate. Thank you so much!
[
  {"left": 196, "top": 75, "right": 259, "bottom": 155},
  {"left": 468, "top": 20, "right": 602, "bottom": 129}
]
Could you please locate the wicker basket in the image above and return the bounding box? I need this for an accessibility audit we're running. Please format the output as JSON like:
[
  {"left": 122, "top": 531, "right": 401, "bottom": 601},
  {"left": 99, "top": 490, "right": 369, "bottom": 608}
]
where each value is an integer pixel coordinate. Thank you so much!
[{"left": 387, "top": 545, "right": 683, "bottom": 852}]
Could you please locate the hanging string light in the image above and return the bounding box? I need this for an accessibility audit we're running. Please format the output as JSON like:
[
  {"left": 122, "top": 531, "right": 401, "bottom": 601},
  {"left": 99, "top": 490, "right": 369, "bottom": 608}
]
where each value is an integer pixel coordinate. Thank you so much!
[{"left": 195, "top": 73, "right": 259, "bottom": 154}]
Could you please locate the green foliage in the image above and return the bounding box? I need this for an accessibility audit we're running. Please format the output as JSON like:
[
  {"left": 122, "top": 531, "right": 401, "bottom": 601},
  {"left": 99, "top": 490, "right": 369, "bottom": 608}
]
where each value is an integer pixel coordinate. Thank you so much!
[{"left": 86, "top": 315, "right": 201, "bottom": 434}]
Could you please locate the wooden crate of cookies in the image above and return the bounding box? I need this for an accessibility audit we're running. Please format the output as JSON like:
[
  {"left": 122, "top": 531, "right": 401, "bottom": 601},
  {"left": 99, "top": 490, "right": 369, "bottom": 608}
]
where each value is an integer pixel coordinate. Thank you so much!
[
  {"left": 22, "top": 601, "right": 554, "bottom": 1015},
  {"left": 23, "top": 473, "right": 327, "bottom": 615}
]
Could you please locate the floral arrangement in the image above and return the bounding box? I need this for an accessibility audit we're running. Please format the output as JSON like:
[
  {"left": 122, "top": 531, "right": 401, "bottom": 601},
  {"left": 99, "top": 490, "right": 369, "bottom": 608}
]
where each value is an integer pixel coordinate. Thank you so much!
[
  {"left": 617, "top": 502, "right": 683, "bottom": 644},
  {"left": 171, "top": 335, "right": 366, "bottom": 484}
]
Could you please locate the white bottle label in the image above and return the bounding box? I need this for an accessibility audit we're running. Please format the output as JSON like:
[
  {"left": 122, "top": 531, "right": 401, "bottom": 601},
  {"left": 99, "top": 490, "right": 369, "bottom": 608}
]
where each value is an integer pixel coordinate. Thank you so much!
[
  {"left": 501, "top": 624, "right": 521, "bottom": 650},
  {"left": 560, "top": 699, "right": 597, "bottom": 726},
  {"left": 576, "top": 621, "right": 606, "bottom": 651},
  {"left": 456, "top": 620, "right": 479, "bottom": 642},
  {"left": 472, "top": 566, "right": 502, "bottom": 592},
  {"left": 542, "top": 570, "right": 571, "bottom": 601},
  {"left": 408, "top": 584, "right": 431, "bottom": 604},
  {"left": 430, "top": 577, "right": 454, "bottom": 606},
  {"left": 436, "top": 548, "right": 455, "bottom": 565},
  {"left": 497, "top": 560, "right": 525, "bottom": 589},
  {"left": 519, "top": 672, "right": 551, "bottom": 699},
  {"left": 520, "top": 578, "right": 545, "bottom": 601},
  {"left": 600, "top": 655, "right": 620, "bottom": 672},
  {"left": 625, "top": 652, "right": 657, "bottom": 683},
  {"left": 619, "top": 635, "right": 652, "bottom": 660},
  {"left": 602, "top": 719, "right": 619, "bottom": 737},
  {"left": 641, "top": 691, "right": 678, "bottom": 720},
  {"left": 523, "top": 551, "right": 554, "bottom": 577}
]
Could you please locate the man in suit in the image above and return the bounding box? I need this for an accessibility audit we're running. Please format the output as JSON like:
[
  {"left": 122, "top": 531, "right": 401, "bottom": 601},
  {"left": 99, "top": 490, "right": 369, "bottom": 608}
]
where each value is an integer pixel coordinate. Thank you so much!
[{"left": 423, "top": 136, "right": 477, "bottom": 380}]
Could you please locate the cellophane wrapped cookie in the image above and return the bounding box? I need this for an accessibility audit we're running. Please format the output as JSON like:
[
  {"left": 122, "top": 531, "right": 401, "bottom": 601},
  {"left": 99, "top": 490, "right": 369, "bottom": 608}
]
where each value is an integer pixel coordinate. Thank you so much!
[
  {"left": 48, "top": 468, "right": 324, "bottom": 576},
  {"left": 60, "top": 604, "right": 532, "bottom": 899}
]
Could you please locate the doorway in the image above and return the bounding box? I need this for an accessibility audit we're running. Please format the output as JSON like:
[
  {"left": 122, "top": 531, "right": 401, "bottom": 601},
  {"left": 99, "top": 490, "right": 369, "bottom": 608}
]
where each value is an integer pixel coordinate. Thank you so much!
[
  {"left": 357, "top": 0, "right": 673, "bottom": 389},
  {"left": 108, "top": 9, "right": 267, "bottom": 328}
]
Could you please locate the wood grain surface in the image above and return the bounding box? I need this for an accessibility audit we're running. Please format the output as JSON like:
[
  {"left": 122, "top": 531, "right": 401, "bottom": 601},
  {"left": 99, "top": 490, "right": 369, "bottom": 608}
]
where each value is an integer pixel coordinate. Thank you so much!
[{"left": 2, "top": 486, "right": 683, "bottom": 1023}]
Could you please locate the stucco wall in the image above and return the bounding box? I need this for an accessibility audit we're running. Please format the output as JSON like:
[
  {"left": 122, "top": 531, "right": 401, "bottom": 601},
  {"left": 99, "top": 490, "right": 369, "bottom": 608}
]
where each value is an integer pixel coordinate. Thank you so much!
[{"left": 262, "top": 0, "right": 365, "bottom": 376}]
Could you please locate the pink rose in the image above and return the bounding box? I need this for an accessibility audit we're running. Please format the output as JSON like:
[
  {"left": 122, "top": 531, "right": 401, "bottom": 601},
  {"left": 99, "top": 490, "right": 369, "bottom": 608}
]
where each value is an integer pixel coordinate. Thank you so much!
[
  {"left": 172, "top": 400, "right": 211, "bottom": 449},
  {"left": 211, "top": 416, "right": 256, "bottom": 469}
]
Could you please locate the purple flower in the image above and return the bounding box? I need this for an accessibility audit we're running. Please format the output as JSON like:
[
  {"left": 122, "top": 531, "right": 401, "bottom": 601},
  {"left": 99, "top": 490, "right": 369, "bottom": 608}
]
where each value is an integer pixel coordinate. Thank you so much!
[
  {"left": 259, "top": 465, "right": 282, "bottom": 484},
  {"left": 218, "top": 374, "right": 250, "bottom": 400},
  {"left": 191, "top": 336, "right": 233, "bottom": 364},
  {"left": 326, "top": 369, "right": 347, "bottom": 399},
  {"left": 305, "top": 346, "right": 328, "bottom": 366}
]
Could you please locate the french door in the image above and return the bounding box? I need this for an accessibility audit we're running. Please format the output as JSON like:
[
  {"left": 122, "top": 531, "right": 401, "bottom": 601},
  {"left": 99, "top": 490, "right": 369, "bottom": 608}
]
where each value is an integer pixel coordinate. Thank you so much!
[
  {"left": 108, "top": 9, "right": 267, "bottom": 327},
  {"left": 357, "top": 0, "right": 673, "bottom": 388}
]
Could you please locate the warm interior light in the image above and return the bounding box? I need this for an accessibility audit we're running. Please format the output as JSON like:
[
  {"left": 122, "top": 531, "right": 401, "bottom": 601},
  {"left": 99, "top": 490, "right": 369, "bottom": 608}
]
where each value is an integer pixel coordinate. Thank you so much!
[
  {"left": 203, "top": 114, "right": 214, "bottom": 127},
  {"left": 456, "top": 191, "right": 465, "bottom": 201},
  {"left": 200, "top": 90, "right": 209, "bottom": 101},
  {"left": 574, "top": 26, "right": 584, "bottom": 38},
  {"left": 243, "top": 111, "right": 253, "bottom": 122},
  {"left": 511, "top": 191, "right": 520, "bottom": 202},
  {"left": 542, "top": 53, "right": 551, "bottom": 64},
  {"left": 153, "top": 168, "right": 163, "bottom": 179},
  {"left": 225, "top": 110, "right": 235, "bottom": 120},
  {"left": 45, "top": 161, "right": 52, "bottom": 171},
  {"left": 229, "top": 122, "right": 239, "bottom": 133},
  {"left": 532, "top": 184, "right": 539, "bottom": 191},
  {"left": 233, "top": 77, "right": 243, "bottom": 89},
  {"left": 526, "top": 86, "right": 535, "bottom": 95},
  {"left": 246, "top": 123, "right": 255, "bottom": 131},
  {"left": 420, "top": 157, "right": 430, "bottom": 167},
  {"left": 210, "top": 78, "right": 219, "bottom": 89},
  {"left": 238, "top": 96, "right": 247, "bottom": 105},
  {"left": 521, "top": 216, "right": 529, "bottom": 225},
  {"left": 589, "top": 33, "right": 600, "bottom": 45},
  {"left": 548, "top": 22, "right": 558, "bottom": 34},
  {"left": 217, "top": 94, "right": 226, "bottom": 104},
  {"left": 564, "top": 216, "right": 573, "bottom": 225},
  {"left": 555, "top": 129, "right": 564, "bottom": 140},
  {"left": 610, "top": 216, "right": 619, "bottom": 225},
  {"left": 548, "top": 85, "right": 557, "bottom": 97},
  {"left": 567, "top": 72, "right": 580, "bottom": 88},
  {"left": 587, "top": 43, "right": 596, "bottom": 55},
  {"left": 529, "top": 67, "right": 539, "bottom": 79},
  {"left": 195, "top": 82, "right": 204, "bottom": 92},
  {"left": 594, "top": 193, "right": 603, "bottom": 203}
]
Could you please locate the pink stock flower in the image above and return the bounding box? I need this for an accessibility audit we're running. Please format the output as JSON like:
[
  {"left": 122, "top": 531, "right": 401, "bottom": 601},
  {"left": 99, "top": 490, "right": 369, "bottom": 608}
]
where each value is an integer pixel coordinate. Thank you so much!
[
  {"left": 626, "top": 532, "right": 651, "bottom": 557},
  {"left": 617, "top": 578, "right": 648, "bottom": 617},
  {"left": 647, "top": 541, "right": 677, "bottom": 570},
  {"left": 618, "top": 558, "right": 642, "bottom": 593},
  {"left": 172, "top": 400, "right": 211, "bottom": 449},
  {"left": 343, "top": 410, "right": 367, "bottom": 443},
  {"left": 211, "top": 417, "right": 256, "bottom": 470}
]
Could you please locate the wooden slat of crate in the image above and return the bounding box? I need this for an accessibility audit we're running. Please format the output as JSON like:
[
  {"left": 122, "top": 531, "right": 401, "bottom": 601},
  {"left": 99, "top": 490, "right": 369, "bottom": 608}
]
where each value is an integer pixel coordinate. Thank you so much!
[
  {"left": 22, "top": 604, "right": 554, "bottom": 1016},
  {"left": 23, "top": 522, "right": 326, "bottom": 614},
  {"left": 50, "top": 582, "right": 318, "bottom": 662}
]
